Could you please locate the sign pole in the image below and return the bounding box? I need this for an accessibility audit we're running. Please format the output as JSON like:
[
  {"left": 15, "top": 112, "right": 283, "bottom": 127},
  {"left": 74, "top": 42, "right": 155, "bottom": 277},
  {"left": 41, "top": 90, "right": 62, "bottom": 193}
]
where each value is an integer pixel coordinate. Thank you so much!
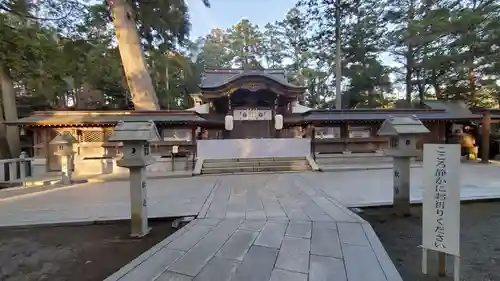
[
  {"left": 438, "top": 252, "right": 446, "bottom": 276},
  {"left": 422, "top": 144, "right": 461, "bottom": 280},
  {"left": 454, "top": 255, "right": 460, "bottom": 281},
  {"left": 421, "top": 247, "right": 428, "bottom": 274}
]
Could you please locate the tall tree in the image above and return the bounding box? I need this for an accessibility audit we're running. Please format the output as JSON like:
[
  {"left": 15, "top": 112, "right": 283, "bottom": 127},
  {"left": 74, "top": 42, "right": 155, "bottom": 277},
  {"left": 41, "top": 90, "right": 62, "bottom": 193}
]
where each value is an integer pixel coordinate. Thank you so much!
[
  {"left": 107, "top": 0, "right": 159, "bottom": 110},
  {"left": 262, "top": 22, "right": 285, "bottom": 68},
  {"left": 194, "top": 29, "right": 233, "bottom": 68},
  {"left": 106, "top": 0, "right": 211, "bottom": 110},
  {"left": 226, "top": 19, "right": 264, "bottom": 67},
  {"left": 278, "top": 8, "right": 310, "bottom": 84}
]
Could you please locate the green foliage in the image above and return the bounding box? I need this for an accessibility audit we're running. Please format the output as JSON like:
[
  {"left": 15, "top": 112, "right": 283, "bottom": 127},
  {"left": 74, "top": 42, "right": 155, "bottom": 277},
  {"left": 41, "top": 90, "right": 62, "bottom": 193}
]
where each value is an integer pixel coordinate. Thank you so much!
[
  {"left": 0, "top": 0, "right": 208, "bottom": 110},
  {"left": 2, "top": 0, "right": 500, "bottom": 112}
]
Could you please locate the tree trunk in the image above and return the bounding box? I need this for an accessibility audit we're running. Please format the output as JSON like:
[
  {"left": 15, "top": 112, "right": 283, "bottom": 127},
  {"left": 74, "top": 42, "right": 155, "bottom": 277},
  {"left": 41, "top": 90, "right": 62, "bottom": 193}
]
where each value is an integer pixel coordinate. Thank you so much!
[
  {"left": 334, "top": 0, "right": 342, "bottom": 110},
  {"left": 468, "top": 67, "right": 476, "bottom": 102},
  {"left": 0, "top": 63, "right": 19, "bottom": 158},
  {"left": 0, "top": 96, "right": 12, "bottom": 159},
  {"left": 431, "top": 69, "right": 442, "bottom": 99},
  {"left": 108, "top": 0, "right": 159, "bottom": 111},
  {"left": 405, "top": 0, "right": 416, "bottom": 104}
]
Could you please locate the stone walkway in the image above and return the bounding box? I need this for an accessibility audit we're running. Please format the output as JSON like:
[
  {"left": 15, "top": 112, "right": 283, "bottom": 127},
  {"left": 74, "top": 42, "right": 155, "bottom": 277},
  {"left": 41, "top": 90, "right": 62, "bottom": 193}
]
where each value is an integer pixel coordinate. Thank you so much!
[
  {"left": 305, "top": 163, "right": 500, "bottom": 207},
  {"left": 105, "top": 174, "right": 402, "bottom": 281},
  {"left": 2, "top": 163, "right": 500, "bottom": 227},
  {"left": 0, "top": 176, "right": 218, "bottom": 227}
]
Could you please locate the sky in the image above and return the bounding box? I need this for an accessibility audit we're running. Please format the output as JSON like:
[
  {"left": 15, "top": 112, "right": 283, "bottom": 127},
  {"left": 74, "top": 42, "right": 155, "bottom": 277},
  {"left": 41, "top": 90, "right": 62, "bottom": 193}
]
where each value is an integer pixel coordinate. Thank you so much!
[
  {"left": 185, "top": 0, "right": 297, "bottom": 39},
  {"left": 185, "top": 0, "right": 403, "bottom": 97}
]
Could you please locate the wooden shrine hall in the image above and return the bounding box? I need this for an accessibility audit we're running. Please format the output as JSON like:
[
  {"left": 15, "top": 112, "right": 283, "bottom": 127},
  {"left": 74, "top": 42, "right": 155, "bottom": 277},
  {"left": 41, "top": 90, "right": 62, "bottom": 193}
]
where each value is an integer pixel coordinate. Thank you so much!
[{"left": 7, "top": 67, "right": 493, "bottom": 175}]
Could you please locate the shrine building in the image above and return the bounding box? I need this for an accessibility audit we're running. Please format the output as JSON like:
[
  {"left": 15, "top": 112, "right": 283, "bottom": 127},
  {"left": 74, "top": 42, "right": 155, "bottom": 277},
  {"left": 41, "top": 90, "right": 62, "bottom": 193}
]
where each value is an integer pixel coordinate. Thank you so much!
[{"left": 7, "top": 67, "right": 490, "bottom": 175}]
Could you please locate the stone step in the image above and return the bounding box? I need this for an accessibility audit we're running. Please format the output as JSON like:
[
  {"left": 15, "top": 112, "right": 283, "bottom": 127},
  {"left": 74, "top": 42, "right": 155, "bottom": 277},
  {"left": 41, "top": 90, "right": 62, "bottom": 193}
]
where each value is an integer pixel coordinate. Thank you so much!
[
  {"left": 201, "top": 164, "right": 311, "bottom": 175},
  {"left": 203, "top": 160, "right": 309, "bottom": 168},
  {"left": 314, "top": 154, "right": 402, "bottom": 165},
  {"left": 203, "top": 157, "right": 306, "bottom": 163}
]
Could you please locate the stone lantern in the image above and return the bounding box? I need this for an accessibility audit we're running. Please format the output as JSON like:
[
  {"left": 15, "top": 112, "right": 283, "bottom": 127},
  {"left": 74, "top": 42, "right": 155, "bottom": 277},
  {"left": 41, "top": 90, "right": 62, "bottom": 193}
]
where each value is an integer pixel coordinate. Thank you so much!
[
  {"left": 108, "top": 120, "right": 160, "bottom": 237},
  {"left": 50, "top": 133, "right": 77, "bottom": 184},
  {"left": 378, "top": 115, "right": 430, "bottom": 216}
]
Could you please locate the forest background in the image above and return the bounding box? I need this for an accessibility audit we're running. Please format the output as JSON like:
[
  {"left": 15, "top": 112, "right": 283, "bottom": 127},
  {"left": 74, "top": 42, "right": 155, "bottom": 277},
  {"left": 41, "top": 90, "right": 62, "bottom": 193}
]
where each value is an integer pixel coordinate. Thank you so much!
[{"left": 0, "top": 0, "right": 499, "bottom": 157}]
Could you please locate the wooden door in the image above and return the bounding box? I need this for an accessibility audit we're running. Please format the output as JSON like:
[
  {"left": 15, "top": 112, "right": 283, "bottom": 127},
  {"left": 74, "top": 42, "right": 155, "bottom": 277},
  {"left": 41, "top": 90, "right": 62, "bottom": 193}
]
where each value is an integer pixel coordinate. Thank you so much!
[{"left": 230, "top": 120, "right": 273, "bottom": 139}]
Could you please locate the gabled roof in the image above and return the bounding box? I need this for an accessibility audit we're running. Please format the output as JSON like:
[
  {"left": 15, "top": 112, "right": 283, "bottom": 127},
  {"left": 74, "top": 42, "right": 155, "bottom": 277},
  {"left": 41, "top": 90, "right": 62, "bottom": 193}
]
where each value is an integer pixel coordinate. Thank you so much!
[
  {"left": 49, "top": 133, "right": 77, "bottom": 144},
  {"left": 186, "top": 103, "right": 210, "bottom": 114},
  {"left": 6, "top": 110, "right": 207, "bottom": 127},
  {"left": 302, "top": 108, "right": 482, "bottom": 122},
  {"left": 470, "top": 107, "right": 500, "bottom": 119},
  {"left": 422, "top": 100, "right": 476, "bottom": 118},
  {"left": 200, "top": 68, "right": 304, "bottom": 90},
  {"left": 377, "top": 116, "right": 430, "bottom": 136},
  {"left": 108, "top": 121, "right": 161, "bottom": 142},
  {"left": 291, "top": 103, "right": 312, "bottom": 113}
]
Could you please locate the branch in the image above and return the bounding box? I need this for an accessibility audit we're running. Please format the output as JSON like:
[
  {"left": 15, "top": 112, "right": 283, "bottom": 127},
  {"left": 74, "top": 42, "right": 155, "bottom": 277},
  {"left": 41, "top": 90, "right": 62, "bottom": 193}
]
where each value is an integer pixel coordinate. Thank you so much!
[{"left": 0, "top": 2, "right": 77, "bottom": 21}]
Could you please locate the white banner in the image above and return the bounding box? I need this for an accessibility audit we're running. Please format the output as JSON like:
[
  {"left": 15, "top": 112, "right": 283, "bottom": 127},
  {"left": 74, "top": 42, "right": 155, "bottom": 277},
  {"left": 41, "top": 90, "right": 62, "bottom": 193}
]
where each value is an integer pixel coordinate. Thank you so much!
[
  {"left": 197, "top": 138, "right": 311, "bottom": 159},
  {"left": 422, "top": 144, "right": 461, "bottom": 256}
]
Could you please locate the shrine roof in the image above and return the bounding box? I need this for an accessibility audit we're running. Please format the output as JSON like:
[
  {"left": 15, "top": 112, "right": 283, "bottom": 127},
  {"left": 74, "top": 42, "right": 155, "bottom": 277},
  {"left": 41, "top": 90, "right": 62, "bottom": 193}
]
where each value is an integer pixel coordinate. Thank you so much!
[
  {"left": 421, "top": 100, "right": 475, "bottom": 117},
  {"left": 470, "top": 107, "right": 500, "bottom": 119},
  {"left": 200, "top": 68, "right": 304, "bottom": 90},
  {"left": 301, "top": 108, "right": 482, "bottom": 122},
  {"left": 6, "top": 110, "right": 206, "bottom": 127}
]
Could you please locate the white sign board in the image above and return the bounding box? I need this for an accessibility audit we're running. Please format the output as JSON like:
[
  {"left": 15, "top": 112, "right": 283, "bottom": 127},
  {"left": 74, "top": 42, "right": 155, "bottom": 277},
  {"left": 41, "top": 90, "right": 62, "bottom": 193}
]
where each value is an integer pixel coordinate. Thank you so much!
[
  {"left": 422, "top": 144, "right": 461, "bottom": 256},
  {"left": 233, "top": 109, "right": 272, "bottom": 121}
]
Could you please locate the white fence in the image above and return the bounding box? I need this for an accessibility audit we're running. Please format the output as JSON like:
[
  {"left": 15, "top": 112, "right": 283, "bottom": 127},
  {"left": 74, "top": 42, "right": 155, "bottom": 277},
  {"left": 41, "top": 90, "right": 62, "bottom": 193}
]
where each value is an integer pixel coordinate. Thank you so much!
[
  {"left": 197, "top": 138, "right": 311, "bottom": 159},
  {"left": 0, "top": 153, "right": 34, "bottom": 183}
]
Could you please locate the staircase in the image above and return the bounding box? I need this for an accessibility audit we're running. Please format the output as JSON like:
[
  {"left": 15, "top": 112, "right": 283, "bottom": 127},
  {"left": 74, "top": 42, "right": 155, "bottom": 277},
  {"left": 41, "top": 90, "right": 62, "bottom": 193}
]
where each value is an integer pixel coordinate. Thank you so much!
[
  {"left": 315, "top": 153, "right": 393, "bottom": 166},
  {"left": 200, "top": 157, "right": 313, "bottom": 175},
  {"left": 314, "top": 152, "right": 420, "bottom": 170}
]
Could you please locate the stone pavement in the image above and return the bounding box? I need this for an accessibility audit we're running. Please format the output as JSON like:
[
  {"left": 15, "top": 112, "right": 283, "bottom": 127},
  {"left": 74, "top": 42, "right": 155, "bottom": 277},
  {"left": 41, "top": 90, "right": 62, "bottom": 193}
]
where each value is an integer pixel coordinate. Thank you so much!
[
  {"left": 105, "top": 174, "right": 402, "bottom": 281},
  {"left": 3, "top": 164, "right": 499, "bottom": 280},
  {"left": 1, "top": 163, "right": 499, "bottom": 227},
  {"left": 0, "top": 176, "right": 218, "bottom": 227},
  {"left": 304, "top": 162, "right": 500, "bottom": 207}
]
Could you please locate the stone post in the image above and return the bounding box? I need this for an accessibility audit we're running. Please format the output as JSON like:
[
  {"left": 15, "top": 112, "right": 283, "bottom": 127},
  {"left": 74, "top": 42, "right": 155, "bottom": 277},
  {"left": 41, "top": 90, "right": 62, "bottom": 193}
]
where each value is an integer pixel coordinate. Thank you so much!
[
  {"left": 393, "top": 156, "right": 411, "bottom": 216},
  {"left": 9, "top": 161, "right": 16, "bottom": 182},
  {"left": 60, "top": 153, "right": 73, "bottom": 185},
  {"left": 107, "top": 120, "right": 160, "bottom": 238},
  {"left": 19, "top": 152, "right": 27, "bottom": 181},
  {"left": 129, "top": 166, "right": 149, "bottom": 237},
  {"left": 481, "top": 111, "right": 491, "bottom": 163}
]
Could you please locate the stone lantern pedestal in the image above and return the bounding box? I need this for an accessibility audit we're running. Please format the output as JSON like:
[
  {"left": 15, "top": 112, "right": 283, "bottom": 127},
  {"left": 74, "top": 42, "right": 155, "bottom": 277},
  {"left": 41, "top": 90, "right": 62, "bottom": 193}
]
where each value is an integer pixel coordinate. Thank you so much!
[
  {"left": 50, "top": 134, "right": 77, "bottom": 185},
  {"left": 108, "top": 120, "right": 160, "bottom": 238}
]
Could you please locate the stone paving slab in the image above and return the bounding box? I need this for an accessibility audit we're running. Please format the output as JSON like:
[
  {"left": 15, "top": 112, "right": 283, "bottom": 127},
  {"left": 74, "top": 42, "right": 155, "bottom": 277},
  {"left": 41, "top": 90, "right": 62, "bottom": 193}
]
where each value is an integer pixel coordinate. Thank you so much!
[
  {"left": 105, "top": 174, "right": 403, "bottom": 281},
  {"left": 0, "top": 176, "right": 218, "bottom": 227},
  {"left": 2, "top": 163, "right": 500, "bottom": 228},
  {"left": 302, "top": 163, "right": 500, "bottom": 207},
  {"left": 106, "top": 217, "right": 401, "bottom": 281}
]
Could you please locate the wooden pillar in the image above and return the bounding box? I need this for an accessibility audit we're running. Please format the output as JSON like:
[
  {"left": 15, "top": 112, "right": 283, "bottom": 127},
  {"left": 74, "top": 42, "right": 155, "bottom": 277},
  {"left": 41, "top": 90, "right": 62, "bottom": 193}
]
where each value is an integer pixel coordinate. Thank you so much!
[
  {"left": 44, "top": 129, "right": 51, "bottom": 173},
  {"left": 481, "top": 111, "right": 491, "bottom": 163},
  {"left": 311, "top": 125, "right": 316, "bottom": 160},
  {"left": 341, "top": 123, "right": 349, "bottom": 151}
]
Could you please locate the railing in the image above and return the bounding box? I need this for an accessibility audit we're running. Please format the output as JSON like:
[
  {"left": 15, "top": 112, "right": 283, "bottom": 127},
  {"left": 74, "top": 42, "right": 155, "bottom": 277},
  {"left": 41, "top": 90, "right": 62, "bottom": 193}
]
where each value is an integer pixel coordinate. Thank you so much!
[{"left": 0, "top": 152, "right": 33, "bottom": 184}]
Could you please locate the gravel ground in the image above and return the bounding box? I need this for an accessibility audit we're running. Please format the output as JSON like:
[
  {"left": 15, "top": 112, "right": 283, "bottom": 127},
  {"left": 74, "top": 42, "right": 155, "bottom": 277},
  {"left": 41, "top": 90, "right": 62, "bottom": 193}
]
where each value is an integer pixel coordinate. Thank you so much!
[
  {"left": 361, "top": 202, "right": 500, "bottom": 281},
  {"left": 0, "top": 220, "right": 177, "bottom": 281}
]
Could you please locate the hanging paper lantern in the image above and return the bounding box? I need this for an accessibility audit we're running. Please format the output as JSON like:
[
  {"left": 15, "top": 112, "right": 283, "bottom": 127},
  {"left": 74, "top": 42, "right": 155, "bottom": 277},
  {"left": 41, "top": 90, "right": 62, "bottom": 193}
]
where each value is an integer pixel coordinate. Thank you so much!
[
  {"left": 225, "top": 115, "right": 234, "bottom": 131},
  {"left": 275, "top": 114, "right": 283, "bottom": 130}
]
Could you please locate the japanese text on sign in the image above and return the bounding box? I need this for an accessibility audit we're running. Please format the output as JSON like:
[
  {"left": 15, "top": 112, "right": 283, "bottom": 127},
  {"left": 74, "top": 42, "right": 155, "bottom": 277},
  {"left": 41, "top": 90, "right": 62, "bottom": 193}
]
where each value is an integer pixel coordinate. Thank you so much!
[
  {"left": 422, "top": 144, "right": 460, "bottom": 256},
  {"left": 434, "top": 148, "right": 447, "bottom": 249}
]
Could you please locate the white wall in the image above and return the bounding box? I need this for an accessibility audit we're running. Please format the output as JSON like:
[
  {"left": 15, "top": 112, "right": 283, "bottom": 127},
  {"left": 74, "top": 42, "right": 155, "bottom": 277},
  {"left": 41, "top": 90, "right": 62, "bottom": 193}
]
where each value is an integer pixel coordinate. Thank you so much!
[{"left": 197, "top": 138, "right": 311, "bottom": 159}]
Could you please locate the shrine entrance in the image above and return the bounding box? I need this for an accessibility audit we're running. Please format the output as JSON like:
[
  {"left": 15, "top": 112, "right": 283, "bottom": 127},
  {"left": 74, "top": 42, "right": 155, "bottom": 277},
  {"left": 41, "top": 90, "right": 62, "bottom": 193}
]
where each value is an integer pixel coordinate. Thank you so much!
[
  {"left": 230, "top": 108, "right": 274, "bottom": 139},
  {"left": 227, "top": 89, "right": 277, "bottom": 139},
  {"left": 199, "top": 68, "right": 308, "bottom": 140}
]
